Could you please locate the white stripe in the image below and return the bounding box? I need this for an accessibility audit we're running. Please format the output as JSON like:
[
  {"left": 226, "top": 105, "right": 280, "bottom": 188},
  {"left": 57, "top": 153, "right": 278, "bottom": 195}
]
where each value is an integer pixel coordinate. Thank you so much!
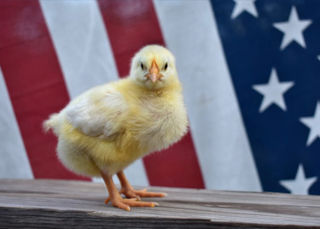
[
  {"left": 40, "top": 0, "right": 117, "bottom": 97},
  {"left": 40, "top": 0, "right": 149, "bottom": 186},
  {"left": 154, "top": 0, "right": 261, "bottom": 191},
  {"left": 0, "top": 67, "right": 33, "bottom": 179}
]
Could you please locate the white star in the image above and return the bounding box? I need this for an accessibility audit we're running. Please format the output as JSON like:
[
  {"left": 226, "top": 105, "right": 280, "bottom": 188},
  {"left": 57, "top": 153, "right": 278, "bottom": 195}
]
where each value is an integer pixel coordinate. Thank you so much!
[
  {"left": 280, "top": 165, "right": 317, "bottom": 195},
  {"left": 273, "top": 7, "right": 312, "bottom": 50},
  {"left": 253, "top": 68, "right": 294, "bottom": 112},
  {"left": 318, "top": 55, "right": 320, "bottom": 61},
  {"left": 300, "top": 102, "right": 320, "bottom": 146},
  {"left": 231, "top": 0, "right": 258, "bottom": 19}
]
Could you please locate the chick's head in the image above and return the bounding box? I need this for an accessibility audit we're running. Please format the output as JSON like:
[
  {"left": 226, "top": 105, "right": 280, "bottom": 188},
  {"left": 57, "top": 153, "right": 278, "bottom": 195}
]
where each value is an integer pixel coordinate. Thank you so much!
[{"left": 130, "top": 45, "right": 178, "bottom": 89}]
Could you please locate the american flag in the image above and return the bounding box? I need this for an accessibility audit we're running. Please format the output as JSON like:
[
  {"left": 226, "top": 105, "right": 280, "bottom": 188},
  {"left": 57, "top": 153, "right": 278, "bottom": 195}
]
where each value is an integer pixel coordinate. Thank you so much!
[{"left": 0, "top": 0, "right": 319, "bottom": 195}]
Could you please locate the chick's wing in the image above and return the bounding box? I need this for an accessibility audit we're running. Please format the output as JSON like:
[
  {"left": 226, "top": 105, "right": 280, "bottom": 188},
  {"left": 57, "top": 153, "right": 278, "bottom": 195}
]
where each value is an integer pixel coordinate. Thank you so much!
[{"left": 65, "top": 85, "right": 127, "bottom": 138}]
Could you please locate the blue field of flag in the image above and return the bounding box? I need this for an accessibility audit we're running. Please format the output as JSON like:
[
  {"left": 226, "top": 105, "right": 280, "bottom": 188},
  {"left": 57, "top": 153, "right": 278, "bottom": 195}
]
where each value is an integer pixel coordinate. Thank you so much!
[{"left": 211, "top": 0, "right": 320, "bottom": 195}]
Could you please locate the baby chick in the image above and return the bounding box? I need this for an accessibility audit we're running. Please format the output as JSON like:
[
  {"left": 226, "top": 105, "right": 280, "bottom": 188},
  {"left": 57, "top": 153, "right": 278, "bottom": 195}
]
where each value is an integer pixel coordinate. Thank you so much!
[{"left": 44, "top": 45, "right": 188, "bottom": 211}]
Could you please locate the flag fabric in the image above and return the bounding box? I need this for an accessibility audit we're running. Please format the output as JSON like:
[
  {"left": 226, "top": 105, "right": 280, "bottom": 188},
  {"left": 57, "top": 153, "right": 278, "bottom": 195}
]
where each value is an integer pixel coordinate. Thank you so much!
[{"left": 0, "top": 0, "right": 319, "bottom": 195}]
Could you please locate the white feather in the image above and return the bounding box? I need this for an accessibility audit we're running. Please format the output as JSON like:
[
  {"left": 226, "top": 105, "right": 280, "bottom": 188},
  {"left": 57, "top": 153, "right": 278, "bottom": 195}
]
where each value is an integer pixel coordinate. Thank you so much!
[{"left": 65, "top": 85, "right": 127, "bottom": 138}]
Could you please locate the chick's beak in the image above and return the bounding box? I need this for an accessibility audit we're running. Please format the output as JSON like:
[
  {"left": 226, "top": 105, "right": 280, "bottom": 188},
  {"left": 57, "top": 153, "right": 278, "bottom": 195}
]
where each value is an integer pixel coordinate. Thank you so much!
[{"left": 149, "top": 60, "right": 160, "bottom": 83}]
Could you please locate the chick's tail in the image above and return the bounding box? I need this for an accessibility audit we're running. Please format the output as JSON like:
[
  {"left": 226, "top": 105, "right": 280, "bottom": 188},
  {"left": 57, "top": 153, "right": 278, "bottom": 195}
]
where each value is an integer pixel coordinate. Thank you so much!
[{"left": 43, "top": 113, "right": 60, "bottom": 134}]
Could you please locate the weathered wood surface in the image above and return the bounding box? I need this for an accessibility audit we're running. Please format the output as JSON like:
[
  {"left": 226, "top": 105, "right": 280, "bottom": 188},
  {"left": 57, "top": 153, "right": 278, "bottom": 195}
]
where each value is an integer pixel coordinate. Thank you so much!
[{"left": 0, "top": 179, "right": 320, "bottom": 228}]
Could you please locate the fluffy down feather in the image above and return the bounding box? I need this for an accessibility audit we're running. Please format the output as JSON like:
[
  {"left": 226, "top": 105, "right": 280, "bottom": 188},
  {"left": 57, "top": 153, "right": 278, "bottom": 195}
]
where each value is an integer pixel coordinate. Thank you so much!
[{"left": 44, "top": 45, "right": 188, "bottom": 178}]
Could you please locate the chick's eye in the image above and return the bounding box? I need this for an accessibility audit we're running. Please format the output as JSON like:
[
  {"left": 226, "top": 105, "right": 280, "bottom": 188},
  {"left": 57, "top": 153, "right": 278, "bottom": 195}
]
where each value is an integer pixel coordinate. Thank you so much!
[
  {"left": 164, "top": 62, "right": 168, "bottom": 71},
  {"left": 140, "top": 63, "right": 145, "bottom": 70}
]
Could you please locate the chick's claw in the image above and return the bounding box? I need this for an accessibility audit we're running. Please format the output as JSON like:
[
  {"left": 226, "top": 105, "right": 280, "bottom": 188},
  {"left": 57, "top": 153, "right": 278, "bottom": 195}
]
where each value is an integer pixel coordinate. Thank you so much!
[
  {"left": 112, "top": 199, "right": 131, "bottom": 212},
  {"left": 122, "top": 198, "right": 159, "bottom": 208}
]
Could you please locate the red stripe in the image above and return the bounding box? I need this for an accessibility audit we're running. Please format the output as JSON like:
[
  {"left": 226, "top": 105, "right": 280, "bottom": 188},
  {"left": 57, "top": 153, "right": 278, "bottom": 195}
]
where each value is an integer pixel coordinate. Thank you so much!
[
  {"left": 98, "top": 0, "right": 204, "bottom": 188},
  {"left": 0, "top": 0, "right": 89, "bottom": 180}
]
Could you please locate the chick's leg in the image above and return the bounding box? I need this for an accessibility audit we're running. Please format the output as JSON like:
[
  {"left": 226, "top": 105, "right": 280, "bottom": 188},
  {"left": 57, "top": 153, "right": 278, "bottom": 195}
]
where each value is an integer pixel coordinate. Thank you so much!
[
  {"left": 100, "top": 170, "right": 158, "bottom": 211},
  {"left": 117, "top": 170, "right": 167, "bottom": 199}
]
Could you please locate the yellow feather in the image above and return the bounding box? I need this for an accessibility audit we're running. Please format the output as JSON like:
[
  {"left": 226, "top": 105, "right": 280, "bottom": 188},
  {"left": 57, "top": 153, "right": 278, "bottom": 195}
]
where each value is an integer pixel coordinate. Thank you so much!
[{"left": 44, "top": 45, "right": 188, "bottom": 178}]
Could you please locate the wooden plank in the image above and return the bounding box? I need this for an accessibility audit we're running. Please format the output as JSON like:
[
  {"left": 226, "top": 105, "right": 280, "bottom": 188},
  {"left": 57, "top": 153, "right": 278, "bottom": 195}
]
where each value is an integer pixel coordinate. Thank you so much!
[{"left": 0, "top": 179, "right": 319, "bottom": 228}]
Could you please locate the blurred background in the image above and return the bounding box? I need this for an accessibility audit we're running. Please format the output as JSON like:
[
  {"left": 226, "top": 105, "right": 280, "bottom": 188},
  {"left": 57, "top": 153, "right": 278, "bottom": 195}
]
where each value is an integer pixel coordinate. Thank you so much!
[{"left": 1, "top": 0, "right": 319, "bottom": 195}]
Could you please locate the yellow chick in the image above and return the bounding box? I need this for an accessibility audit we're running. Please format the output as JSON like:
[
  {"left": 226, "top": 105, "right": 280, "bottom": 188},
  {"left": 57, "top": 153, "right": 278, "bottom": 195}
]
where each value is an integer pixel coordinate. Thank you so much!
[{"left": 44, "top": 45, "right": 188, "bottom": 211}]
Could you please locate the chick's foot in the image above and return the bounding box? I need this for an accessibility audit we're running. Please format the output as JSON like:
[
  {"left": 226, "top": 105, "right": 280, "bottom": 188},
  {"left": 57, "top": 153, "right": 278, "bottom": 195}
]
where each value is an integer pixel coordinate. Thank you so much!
[
  {"left": 105, "top": 195, "right": 159, "bottom": 211},
  {"left": 116, "top": 171, "right": 167, "bottom": 199},
  {"left": 121, "top": 188, "right": 167, "bottom": 199}
]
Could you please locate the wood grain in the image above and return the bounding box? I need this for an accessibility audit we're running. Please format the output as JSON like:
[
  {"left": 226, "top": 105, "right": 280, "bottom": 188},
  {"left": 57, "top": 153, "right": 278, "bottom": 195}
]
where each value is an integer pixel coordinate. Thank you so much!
[{"left": 0, "top": 179, "right": 319, "bottom": 228}]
